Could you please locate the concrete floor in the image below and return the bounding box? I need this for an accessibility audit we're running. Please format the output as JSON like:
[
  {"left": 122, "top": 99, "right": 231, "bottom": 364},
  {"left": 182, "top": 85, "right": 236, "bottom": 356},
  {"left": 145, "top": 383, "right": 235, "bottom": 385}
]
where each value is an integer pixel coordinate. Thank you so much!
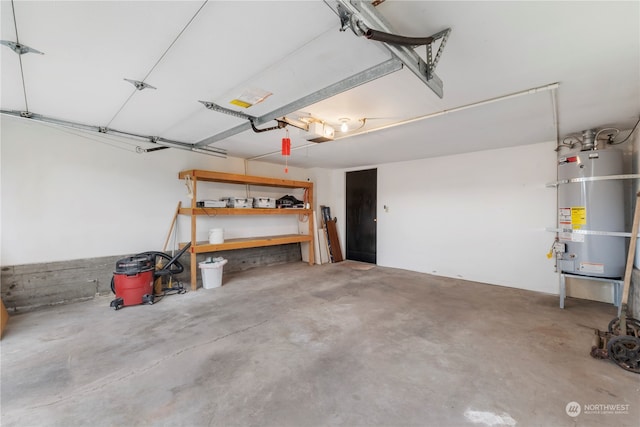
[{"left": 1, "top": 262, "right": 638, "bottom": 427}]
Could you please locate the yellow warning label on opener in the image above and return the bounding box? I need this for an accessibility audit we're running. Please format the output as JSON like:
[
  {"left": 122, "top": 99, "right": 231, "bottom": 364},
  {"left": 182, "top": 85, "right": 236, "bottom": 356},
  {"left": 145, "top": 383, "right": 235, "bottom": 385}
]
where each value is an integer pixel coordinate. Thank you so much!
[
  {"left": 230, "top": 99, "right": 252, "bottom": 108},
  {"left": 571, "top": 206, "right": 586, "bottom": 228}
]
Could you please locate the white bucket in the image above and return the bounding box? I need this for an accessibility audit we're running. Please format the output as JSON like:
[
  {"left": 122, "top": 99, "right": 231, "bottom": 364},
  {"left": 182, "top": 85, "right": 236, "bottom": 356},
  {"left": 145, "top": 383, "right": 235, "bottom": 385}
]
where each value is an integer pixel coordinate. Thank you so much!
[
  {"left": 199, "top": 258, "right": 228, "bottom": 289},
  {"left": 208, "top": 228, "right": 224, "bottom": 244}
]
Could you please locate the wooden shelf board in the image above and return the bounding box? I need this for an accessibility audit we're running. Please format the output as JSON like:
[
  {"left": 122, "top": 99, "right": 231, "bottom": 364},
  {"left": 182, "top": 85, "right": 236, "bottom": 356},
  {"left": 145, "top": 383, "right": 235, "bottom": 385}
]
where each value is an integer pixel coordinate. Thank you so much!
[
  {"left": 179, "top": 207, "right": 311, "bottom": 216},
  {"left": 178, "top": 169, "right": 312, "bottom": 189},
  {"left": 178, "top": 169, "right": 315, "bottom": 291},
  {"left": 180, "top": 234, "right": 312, "bottom": 252}
]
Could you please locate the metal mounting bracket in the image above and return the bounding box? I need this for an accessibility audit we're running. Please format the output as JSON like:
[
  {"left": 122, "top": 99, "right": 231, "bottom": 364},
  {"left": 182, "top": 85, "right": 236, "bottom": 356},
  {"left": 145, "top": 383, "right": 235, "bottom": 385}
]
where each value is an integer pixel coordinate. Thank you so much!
[
  {"left": 124, "top": 78, "right": 156, "bottom": 91},
  {"left": 332, "top": 0, "right": 450, "bottom": 98},
  {"left": 0, "top": 40, "right": 44, "bottom": 55}
]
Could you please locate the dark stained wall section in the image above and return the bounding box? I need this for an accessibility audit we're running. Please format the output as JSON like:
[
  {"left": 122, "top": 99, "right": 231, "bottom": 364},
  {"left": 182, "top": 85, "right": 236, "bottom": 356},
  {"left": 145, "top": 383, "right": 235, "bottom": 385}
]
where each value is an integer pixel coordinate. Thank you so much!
[{"left": 1, "top": 244, "right": 301, "bottom": 313}]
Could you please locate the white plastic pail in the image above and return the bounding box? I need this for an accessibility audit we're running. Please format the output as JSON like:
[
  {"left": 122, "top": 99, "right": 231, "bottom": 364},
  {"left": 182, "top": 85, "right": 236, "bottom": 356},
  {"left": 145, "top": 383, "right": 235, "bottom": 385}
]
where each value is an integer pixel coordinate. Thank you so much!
[
  {"left": 199, "top": 258, "right": 228, "bottom": 289},
  {"left": 208, "top": 228, "right": 224, "bottom": 244}
]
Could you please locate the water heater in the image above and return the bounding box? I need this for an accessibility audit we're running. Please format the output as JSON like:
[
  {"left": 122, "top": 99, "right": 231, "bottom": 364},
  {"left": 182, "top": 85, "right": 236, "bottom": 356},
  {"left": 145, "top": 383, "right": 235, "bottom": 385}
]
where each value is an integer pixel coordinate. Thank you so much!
[{"left": 556, "top": 148, "right": 625, "bottom": 278}]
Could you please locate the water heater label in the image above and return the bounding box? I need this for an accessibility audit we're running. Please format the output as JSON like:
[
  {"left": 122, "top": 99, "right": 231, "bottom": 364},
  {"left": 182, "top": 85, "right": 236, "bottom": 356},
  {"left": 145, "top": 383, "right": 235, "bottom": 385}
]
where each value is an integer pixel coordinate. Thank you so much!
[
  {"left": 559, "top": 232, "right": 584, "bottom": 242},
  {"left": 559, "top": 207, "right": 572, "bottom": 241},
  {"left": 560, "top": 206, "right": 586, "bottom": 229},
  {"left": 559, "top": 207, "right": 587, "bottom": 241},
  {"left": 579, "top": 262, "right": 604, "bottom": 274},
  {"left": 571, "top": 207, "right": 586, "bottom": 228}
]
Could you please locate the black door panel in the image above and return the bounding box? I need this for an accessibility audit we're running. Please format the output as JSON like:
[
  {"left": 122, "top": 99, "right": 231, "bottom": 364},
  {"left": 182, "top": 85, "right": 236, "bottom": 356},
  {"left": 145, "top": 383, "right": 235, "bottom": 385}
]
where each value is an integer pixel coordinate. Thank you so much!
[{"left": 346, "top": 169, "right": 377, "bottom": 263}]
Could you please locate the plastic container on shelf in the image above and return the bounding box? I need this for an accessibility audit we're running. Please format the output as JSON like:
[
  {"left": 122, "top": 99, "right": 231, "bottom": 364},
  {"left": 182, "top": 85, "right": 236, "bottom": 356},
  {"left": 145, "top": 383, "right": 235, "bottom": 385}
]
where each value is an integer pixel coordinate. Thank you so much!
[{"left": 208, "top": 228, "right": 224, "bottom": 244}]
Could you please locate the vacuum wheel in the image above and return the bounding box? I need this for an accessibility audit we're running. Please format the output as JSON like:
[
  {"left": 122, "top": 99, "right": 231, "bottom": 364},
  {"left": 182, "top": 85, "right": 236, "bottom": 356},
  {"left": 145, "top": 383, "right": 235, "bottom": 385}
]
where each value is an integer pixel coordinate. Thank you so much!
[
  {"left": 142, "top": 294, "right": 155, "bottom": 305},
  {"left": 607, "top": 335, "right": 640, "bottom": 374},
  {"left": 608, "top": 317, "right": 640, "bottom": 337},
  {"left": 110, "top": 298, "right": 123, "bottom": 311}
]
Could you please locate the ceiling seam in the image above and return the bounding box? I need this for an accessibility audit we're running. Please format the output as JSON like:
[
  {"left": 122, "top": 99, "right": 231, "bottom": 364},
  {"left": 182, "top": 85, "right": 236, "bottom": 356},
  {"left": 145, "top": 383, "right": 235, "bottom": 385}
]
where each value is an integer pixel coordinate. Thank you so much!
[
  {"left": 140, "top": 0, "right": 209, "bottom": 82},
  {"left": 159, "top": 23, "right": 343, "bottom": 138},
  {"left": 105, "top": 91, "right": 138, "bottom": 129},
  {"left": 209, "top": 24, "right": 341, "bottom": 103},
  {"left": 105, "top": 0, "right": 209, "bottom": 128},
  {"left": 10, "top": 0, "right": 29, "bottom": 112}
]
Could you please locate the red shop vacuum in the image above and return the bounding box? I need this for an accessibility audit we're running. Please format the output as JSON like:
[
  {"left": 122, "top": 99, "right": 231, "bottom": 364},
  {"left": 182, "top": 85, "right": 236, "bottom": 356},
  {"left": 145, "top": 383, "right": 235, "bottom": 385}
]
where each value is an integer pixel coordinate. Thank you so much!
[{"left": 110, "top": 242, "right": 191, "bottom": 310}]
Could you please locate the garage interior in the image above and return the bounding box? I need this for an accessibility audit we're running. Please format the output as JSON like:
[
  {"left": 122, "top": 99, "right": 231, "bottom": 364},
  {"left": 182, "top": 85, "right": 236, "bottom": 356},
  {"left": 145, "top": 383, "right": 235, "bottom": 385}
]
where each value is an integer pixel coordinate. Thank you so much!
[{"left": 1, "top": 1, "right": 639, "bottom": 426}]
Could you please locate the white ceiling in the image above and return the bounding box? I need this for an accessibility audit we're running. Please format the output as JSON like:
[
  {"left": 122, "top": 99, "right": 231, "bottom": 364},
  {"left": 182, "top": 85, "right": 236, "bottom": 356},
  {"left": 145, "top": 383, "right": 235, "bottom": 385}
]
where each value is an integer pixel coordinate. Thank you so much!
[{"left": 2, "top": 1, "right": 639, "bottom": 169}]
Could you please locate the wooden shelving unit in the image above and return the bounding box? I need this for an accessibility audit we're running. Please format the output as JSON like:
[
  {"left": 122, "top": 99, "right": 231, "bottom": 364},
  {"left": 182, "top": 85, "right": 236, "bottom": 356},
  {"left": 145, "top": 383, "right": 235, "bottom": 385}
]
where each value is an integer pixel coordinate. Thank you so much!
[{"left": 178, "top": 169, "right": 314, "bottom": 290}]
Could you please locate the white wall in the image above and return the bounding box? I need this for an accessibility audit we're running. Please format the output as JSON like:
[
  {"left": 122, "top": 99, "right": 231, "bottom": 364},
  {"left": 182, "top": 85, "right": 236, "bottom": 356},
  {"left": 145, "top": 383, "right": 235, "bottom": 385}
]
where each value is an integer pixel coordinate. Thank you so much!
[
  {"left": 0, "top": 116, "right": 310, "bottom": 265},
  {"left": 5, "top": 113, "right": 632, "bottom": 297},
  {"left": 327, "top": 141, "right": 560, "bottom": 294},
  {"left": 304, "top": 167, "right": 336, "bottom": 219}
]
